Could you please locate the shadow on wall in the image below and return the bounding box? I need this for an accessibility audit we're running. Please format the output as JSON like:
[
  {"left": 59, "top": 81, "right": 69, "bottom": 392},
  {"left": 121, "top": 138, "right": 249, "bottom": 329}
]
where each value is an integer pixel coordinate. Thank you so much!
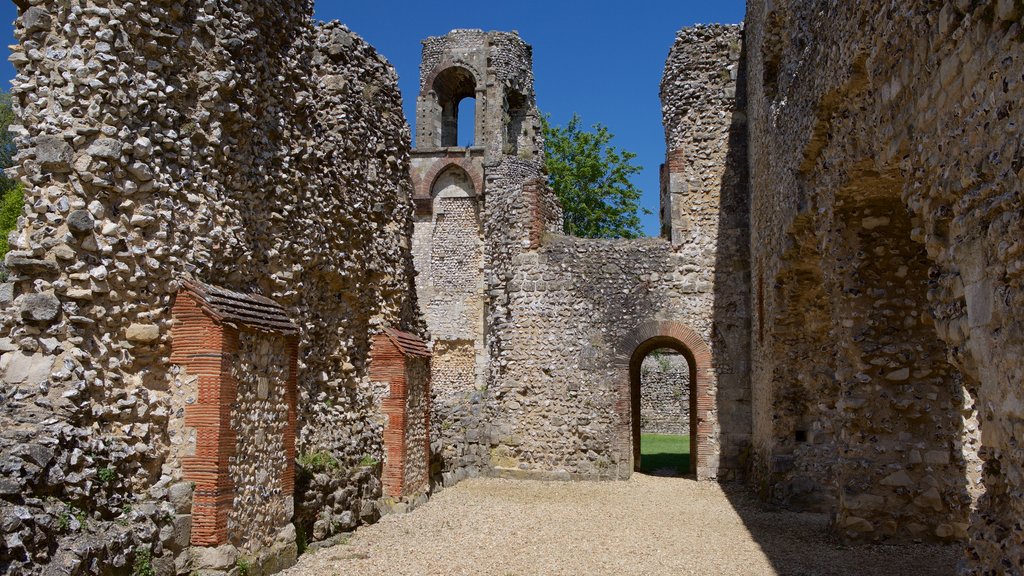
[{"left": 728, "top": 0, "right": 985, "bottom": 571}]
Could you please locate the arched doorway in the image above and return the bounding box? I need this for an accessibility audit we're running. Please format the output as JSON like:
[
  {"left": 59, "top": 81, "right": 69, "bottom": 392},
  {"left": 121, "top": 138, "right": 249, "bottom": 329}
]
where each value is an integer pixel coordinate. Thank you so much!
[
  {"left": 617, "top": 321, "right": 714, "bottom": 479},
  {"left": 634, "top": 347, "right": 693, "bottom": 475}
]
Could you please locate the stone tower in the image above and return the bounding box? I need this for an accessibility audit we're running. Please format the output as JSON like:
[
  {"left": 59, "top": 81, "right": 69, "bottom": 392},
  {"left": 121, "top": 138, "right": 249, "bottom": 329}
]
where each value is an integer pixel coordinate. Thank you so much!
[{"left": 410, "top": 30, "right": 542, "bottom": 409}]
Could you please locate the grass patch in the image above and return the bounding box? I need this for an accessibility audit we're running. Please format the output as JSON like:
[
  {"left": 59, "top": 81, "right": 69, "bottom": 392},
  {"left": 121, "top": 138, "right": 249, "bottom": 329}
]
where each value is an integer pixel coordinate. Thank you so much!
[{"left": 640, "top": 434, "right": 690, "bottom": 475}]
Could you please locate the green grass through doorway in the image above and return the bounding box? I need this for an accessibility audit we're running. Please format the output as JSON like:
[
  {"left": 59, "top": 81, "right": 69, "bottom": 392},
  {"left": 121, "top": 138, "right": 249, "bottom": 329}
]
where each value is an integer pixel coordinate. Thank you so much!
[{"left": 640, "top": 434, "right": 690, "bottom": 475}]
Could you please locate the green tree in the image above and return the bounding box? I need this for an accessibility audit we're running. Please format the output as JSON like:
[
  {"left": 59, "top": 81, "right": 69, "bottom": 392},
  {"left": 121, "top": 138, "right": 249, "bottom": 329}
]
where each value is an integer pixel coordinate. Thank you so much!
[
  {"left": 0, "top": 92, "right": 22, "bottom": 258},
  {"left": 542, "top": 113, "right": 649, "bottom": 239}
]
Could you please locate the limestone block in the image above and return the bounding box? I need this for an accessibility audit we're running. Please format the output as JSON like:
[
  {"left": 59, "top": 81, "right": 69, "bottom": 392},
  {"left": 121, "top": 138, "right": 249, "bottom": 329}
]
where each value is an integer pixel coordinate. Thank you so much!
[
  {"left": 190, "top": 544, "right": 239, "bottom": 571},
  {"left": 1, "top": 351, "right": 54, "bottom": 385},
  {"left": 965, "top": 279, "right": 993, "bottom": 328},
  {"left": 126, "top": 323, "right": 161, "bottom": 343}
]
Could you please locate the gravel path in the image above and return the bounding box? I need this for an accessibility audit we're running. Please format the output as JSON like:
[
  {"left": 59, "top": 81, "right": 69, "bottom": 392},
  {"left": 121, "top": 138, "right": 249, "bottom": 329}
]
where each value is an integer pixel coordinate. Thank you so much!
[{"left": 283, "top": 475, "right": 960, "bottom": 576}]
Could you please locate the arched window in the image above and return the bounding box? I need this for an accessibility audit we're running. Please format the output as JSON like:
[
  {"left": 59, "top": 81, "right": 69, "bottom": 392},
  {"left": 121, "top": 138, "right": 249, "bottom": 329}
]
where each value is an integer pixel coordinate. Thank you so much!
[
  {"left": 504, "top": 89, "right": 527, "bottom": 154},
  {"left": 432, "top": 67, "right": 477, "bottom": 148}
]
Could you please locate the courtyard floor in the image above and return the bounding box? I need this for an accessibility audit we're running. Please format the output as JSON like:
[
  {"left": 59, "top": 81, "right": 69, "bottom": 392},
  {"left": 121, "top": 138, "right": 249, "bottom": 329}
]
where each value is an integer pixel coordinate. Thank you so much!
[{"left": 283, "top": 475, "right": 960, "bottom": 576}]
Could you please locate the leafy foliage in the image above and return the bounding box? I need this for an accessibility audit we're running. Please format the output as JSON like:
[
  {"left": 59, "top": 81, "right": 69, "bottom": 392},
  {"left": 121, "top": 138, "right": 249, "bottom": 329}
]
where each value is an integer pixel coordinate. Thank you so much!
[
  {"left": 296, "top": 451, "right": 340, "bottom": 472},
  {"left": 0, "top": 92, "right": 21, "bottom": 259},
  {"left": 131, "top": 547, "right": 155, "bottom": 576},
  {"left": 542, "top": 114, "right": 650, "bottom": 239},
  {"left": 0, "top": 184, "right": 23, "bottom": 257},
  {"left": 0, "top": 92, "right": 16, "bottom": 178},
  {"left": 97, "top": 467, "right": 116, "bottom": 483}
]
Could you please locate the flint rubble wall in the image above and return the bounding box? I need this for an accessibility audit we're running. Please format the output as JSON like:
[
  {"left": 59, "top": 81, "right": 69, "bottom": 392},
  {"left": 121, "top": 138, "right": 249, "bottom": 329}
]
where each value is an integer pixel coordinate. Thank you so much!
[{"left": 1, "top": 2, "right": 420, "bottom": 573}]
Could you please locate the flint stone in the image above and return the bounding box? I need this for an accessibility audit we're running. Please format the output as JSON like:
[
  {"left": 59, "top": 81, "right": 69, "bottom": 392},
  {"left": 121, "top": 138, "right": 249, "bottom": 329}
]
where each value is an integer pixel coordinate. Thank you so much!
[
  {"left": 22, "top": 7, "right": 52, "bottom": 32},
  {"left": 35, "top": 135, "right": 72, "bottom": 173},
  {"left": 22, "top": 443, "right": 54, "bottom": 468},
  {"left": 880, "top": 470, "right": 914, "bottom": 487},
  {"left": 19, "top": 293, "right": 61, "bottom": 322},
  {"left": 151, "top": 554, "right": 175, "bottom": 576},
  {"left": 0, "top": 477, "right": 21, "bottom": 495},
  {"left": 0, "top": 283, "right": 13, "bottom": 304},
  {"left": 87, "top": 138, "right": 123, "bottom": 159},
  {"left": 328, "top": 30, "right": 354, "bottom": 58},
  {"left": 323, "top": 75, "right": 348, "bottom": 92},
  {"left": 66, "top": 210, "right": 94, "bottom": 235}
]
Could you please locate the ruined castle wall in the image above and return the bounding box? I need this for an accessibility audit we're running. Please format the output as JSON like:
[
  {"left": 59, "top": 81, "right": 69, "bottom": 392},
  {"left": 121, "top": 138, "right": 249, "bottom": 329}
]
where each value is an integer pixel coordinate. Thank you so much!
[
  {"left": 1, "top": 3, "right": 419, "bottom": 572},
  {"left": 467, "top": 24, "right": 750, "bottom": 483},
  {"left": 411, "top": 31, "right": 548, "bottom": 485},
  {"left": 484, "top": 236, "right": 738, "bottom": 480},
  {"left": 640, "top": 352, "right": 691, "bottom": 436},
  {"left": 746, "top": 0, "right": 1020, "bottom": 565}
]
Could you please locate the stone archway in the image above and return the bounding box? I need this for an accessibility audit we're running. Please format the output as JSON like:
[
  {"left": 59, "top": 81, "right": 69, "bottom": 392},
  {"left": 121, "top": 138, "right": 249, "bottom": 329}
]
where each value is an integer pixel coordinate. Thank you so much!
[{"left": 615, "top": 321, "right": 714, "bottom": 480}]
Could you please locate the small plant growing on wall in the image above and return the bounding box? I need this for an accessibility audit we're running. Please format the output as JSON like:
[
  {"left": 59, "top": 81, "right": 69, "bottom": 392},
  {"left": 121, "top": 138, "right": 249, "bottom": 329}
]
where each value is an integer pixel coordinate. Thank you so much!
[
  {"left": 97, "top": 467, "right": 116, "bottom": 483},
  {"left": 358, "top": 454, "right": 379, "bottom": 468},
  {"left": 297, "top": 451, "right": 340, "bottom": 472},
  {"left": 131, "top": 547, "right": 155, "bottom": 576}
]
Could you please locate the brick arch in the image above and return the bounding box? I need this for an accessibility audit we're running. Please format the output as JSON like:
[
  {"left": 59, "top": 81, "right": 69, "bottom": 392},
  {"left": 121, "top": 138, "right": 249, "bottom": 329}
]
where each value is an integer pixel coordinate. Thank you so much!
[
  {"left": 614, "top": 320, "right": 714, "bottom": 480},
  {"left": 420, "top": 59, "right": 484, "bottom": 98},
  {"left": 414, "top": 159, "right": 485, "bottom": 201}
]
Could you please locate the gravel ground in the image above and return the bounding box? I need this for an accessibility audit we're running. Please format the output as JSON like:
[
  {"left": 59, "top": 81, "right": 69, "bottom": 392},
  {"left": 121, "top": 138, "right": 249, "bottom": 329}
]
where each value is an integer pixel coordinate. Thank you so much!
[{"left": 283, "top": 475, "right": 961, "bottom": 576}]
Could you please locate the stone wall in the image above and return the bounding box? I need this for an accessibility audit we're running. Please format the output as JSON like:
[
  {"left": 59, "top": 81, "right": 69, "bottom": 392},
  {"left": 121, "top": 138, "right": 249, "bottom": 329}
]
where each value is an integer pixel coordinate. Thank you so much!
[
  {"left": 639, "top": 352, "right": 690, "bottom": 436},
  {"left": 485, "top": 237, "right": 738, "bottom": 481},
  {"left": 410, "top": 31, "right": 552, "bottom": 485},
  {"left": 229, "top": 331, "right": 295, "bottom": 556},
  {"left": 408, "top": 25, "right": 750, "bottom": 485},
  {"left": 402, "top": 357, "right": 430, "bottom": 496},
  {"left": 0, "top": 3, "right": 420, "bottom": 573},
  {"left": 745, "top": 0, "right": 1021, "bottom": 568}
]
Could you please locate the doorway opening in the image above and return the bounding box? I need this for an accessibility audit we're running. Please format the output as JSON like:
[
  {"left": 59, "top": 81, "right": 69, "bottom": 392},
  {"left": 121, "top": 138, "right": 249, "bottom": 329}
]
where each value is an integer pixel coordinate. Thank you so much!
[
  {"left": 630, "top": 337, "right": 698, "bottom": 477},
  {"left": 637, "top": 348, "right": 692, "bottom": 476}
]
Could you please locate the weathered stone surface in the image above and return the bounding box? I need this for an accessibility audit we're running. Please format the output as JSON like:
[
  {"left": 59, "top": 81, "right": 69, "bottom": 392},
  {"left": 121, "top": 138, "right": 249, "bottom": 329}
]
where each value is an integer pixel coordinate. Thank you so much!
[
  {"left": 34, "top": 135, "right": 71, "bottom": 173},
  {"left": 5, "top": 256, "right": 58, "bottom": 276},
  {"left": 744, "top": 0, "right": 1019, "bottom": 568},
  {"left": 1, "top": 0, "right": 1019, "bottom": 574},
  {"left": 125, "top": 323, "right": 160, "bottom": 344},
  {"left": 18, "top": 293, "right": 60, "bottom": 323},
  {"left": 1, "top": 3, "right": 421, "bottom": 574},
  {"left": 190, "top": 544, "right": 239, "bottom": 571},
  {"left": 21, "top": 7, "right": 51, "bottom": 33},
  {"left": 0, "top": 351, "right": 53, "bottom": 385},
  {"left": 640, "top": 351, "right": 691, "bottom": 436},
  {"left": 66, "top": 210, "right": 95, "bottom": 235},
  {"left": 412, "top": 26, "right": 749, "bottom": 487}
]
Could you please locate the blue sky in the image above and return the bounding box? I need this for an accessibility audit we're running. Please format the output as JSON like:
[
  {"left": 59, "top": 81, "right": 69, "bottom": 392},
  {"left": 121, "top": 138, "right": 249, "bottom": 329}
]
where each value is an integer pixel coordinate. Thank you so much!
[{"left": 0, "top": 2, "right": 746, "bottom": 236}]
